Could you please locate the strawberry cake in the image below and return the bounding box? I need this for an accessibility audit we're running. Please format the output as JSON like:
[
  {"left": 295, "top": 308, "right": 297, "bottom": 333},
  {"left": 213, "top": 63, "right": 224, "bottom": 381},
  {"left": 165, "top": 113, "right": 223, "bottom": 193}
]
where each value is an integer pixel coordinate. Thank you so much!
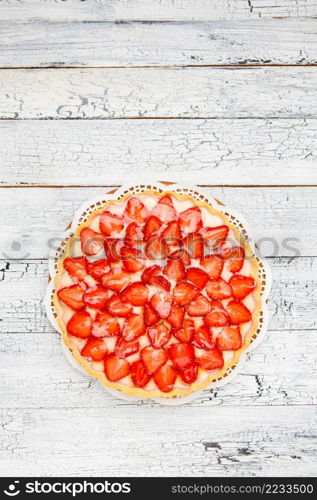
[{"left": 54, "top": 189, "right": 261, "bottom": 398}]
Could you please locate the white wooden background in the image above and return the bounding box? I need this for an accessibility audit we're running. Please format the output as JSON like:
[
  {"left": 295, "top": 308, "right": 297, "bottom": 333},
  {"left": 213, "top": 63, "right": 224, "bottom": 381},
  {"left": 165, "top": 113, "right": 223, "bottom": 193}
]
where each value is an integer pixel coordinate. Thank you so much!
[{"left": 0, "top": 0, "right": 317, "bottom": 477}]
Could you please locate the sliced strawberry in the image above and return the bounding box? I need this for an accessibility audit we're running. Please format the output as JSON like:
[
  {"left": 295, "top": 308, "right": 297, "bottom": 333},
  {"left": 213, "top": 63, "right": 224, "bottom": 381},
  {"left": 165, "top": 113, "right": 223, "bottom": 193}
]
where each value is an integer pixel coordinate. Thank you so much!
[
  {"left": 164, "top": 258, "right": 185, "bottom": 281},
  {"left": 106, "top": 294, "right": 133, "bottom": 317},
  {"left": 131, "top": 360, "right": 151, "bottom": 388},
  {"left": 185, "top": 267, "right": 209, "bottom": 290},
  {"left": 144, "top": 303, "right": 160, "bottom": 326},
  {"left": 124, "top": 222, "right": 143, "bottom": 248},
  {"left": 121, "top": 282, "right": 149, "bottom": 306},
  {"left": 173, "top": 281, "right": 199, "bottom": 305},
  {"left": 217, "top": 325, "right": 242, "bottom": 351},
  {"left": 220, "top": 245, "right": 245, "bottom": 273},
  {"left": 173, "top": 318, "right": 195, "bottom": 343},
  {"left": 206, "top": 278, "right": 232, "bottom": 300},
  {"left": 67, "top": 311, "right": 92, "bottom": 338},
  {"left": 145, "top": 235, "right": 166, "bottom": 260},
  {"left": 200, "top": 254, "right": 224, "bottom": 279},
  {"left": 170, "top": 343, "right": 195, "bottom": 371},
  {"left": 170, "top": 248, "right": 191, "bottom": 267},
  {"left": 201, "top": 225, "right": 229, "bottom": 249},
  {"left": 122, "top": 313, "right": 145, "bottom": 341},
  {"left": 101, "top": 268, "right": 130, "bottom": 291},
  {"left": 168, "top": 303, "right": 185, "bottom": 329},
  {"left": 86, "top": 258, "right": 110, "bottom": 281},
  {"left": 104, "top": 354, "right": 130, "bottom": 381},
  {"left": 198, "top": 348, "right": 224, "bottom": 371},
  {"left": 179, "top": 363, "right": 198, "bottom": 384},
  {"left": 143, "top": 215, "right": 162, "bottom": 242},
  {"left": 124, "top": 197, "right": 149, "bottom": 223},
  {"left": 92, "top": 311, "right": 120, "bottom": 337},
  {"left": 121, "top": 245, "right": 145, "bottom": 273},
  {"left": 83, "top": 284, "right": 113, "bottom": 309},
  {"left": 229, "top": 274, "right": 256, "bottom": 300},
  {"left": 81, "top": 337, "right": 108, "bottom": 361},
  {"left": 204, "top": 300, "right": 229, "bottom": 327},
  {"left": 115, "top": 338, "right": 139, "bottom": 359},
  {"left": 148, "top": 274, "right": 171, "bottom": 292},
  {"left": 226, "top": 300, "right": 252, "bottom": 324},
  {"left": 154, "top": 363, "right": 177, "bottom": 393},
  {"left": 187, "top": 294, "right": 211, "bottom": 317},
  {"left": 193, "top": 324, "right": 215, "bottom": 350},
  {"left": 183, "top": 232, "right": 204, "bottom": 259},
  {"left": 161, "top": 221, "right": 182, "bottom": 255},
  {"left": 104, "top": 237, "right": 124, "bottom": 263},
  {"left": 57, "top": 284, "right": 85, "bottom": 311},
  {"left": 150, "top": 290, "right": 173, "bottom": 318},
  {"left": 63, "top": 256, "right": 87, "bottom": 281},
  {"left": 178, "top": 206, "right": 202, "bottom": 234},
  {"left": 141, "top": 346, "right": 169, "bottom": 375},
  {"left": 99, "top": 211, "right": 124, "bottom": 236},
  {"left": 141, "top": 264, "right": 161, "bottom": 284},
  {"left": 80, "top": 228, "right": 105, "bottom": 256},
  {"left": 151, "top": 195, "right": 176, "bottom": 223},
  {"left": 148, "top": 321, "right": 171, "bottom": 348}
]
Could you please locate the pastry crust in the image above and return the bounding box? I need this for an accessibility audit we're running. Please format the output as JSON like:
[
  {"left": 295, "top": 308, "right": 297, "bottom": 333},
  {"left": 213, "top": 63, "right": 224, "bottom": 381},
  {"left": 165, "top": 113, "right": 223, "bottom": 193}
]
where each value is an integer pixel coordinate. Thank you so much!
[{"left": 54, "top": 189, "right": 262, "bottom": 399}]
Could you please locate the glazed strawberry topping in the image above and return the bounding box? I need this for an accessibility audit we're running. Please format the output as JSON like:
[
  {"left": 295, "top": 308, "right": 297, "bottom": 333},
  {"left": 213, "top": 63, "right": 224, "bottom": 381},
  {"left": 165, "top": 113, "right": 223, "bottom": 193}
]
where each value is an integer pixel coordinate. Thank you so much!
[{"left": 58, "top": 193, "right": 257, "bottom": 391}]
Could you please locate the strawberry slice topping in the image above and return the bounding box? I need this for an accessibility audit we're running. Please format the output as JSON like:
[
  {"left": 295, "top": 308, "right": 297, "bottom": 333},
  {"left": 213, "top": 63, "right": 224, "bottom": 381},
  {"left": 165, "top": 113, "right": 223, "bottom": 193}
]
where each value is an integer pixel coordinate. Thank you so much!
[
  {"left": 185, "top": 267, "right": 209, "bottom": 290},
  {"left": 143, "top": 215, "right": 162, "bottom": 241},
  {"left": 115, "top": 338, "right": 139, "bottom": 359},
  {"left": 63, "top": 256, "right": 87, "bottom": 281},
  {"left": 104, "top": 354, "right": 130, "bottom": 381},
  {"left": 148, "top": 321, "right": 171, "bottom": 348},
  {"left": 200, "top": 254, "right": 224, "bottom": 279},
  {"left": 206, "top": 278, "right": 232, "bottom": 300},
  {"left": 131, "top": 360, "right": 151, "bottom": 388},
  {"left": 67, "top": 310, "right": 92, "bottom": 338},
  {"left": 145, "top": 235, "right": 166, "bottom": 260},
  {"left": 217, "top": 325, "right": 242, "bottom": 351},
  {"left": 122, "top": 313, "right": 145, "bottom": 341},
  {"left": 164, "top": 258, "right": 186, "bottom": 281},
  {"left": 100, "top": 211, "right": 124, "bottom": 236},
  {"left": 170, "top": 343, "right": 195, "bottom": 371},
  {"left": 229, "top": 274, "right": 256, "bottom": 300},
  {"left": 141, "top": 346, "right": 169, "bottom": 375},
  {"left": 173, "top": 318, "right": 195, "bottom": 343},
  {"left": 124, "top": 197, "right": 149, "bottom": 223},
  {"left": 173, "top": 281, "right": 199, "bottom": 305},
  {"left": 144, "top": 303, "right": 160, "bottom": 326},
  {"left": 178, "top": 207, "right": 202, "bottom": 234},
  {"left": 151, "top": 195, "right": 176, "bottom": 223},
  {"left": 169, "top": 248, "right": 191, "bottom": 267},
  {"left": 121, "top": 282, "right": 148, "bottom": 306},
  {"left": 141, "top": 264, "right": 161, "bottom": 284},
  {"left": 81, "top": 337, "right": 108, "bottom": 361},
  {"left": 86, "top": 259, "right": 110, "bottom": 281},
  {"left": 80, "top": 228, "right": 105, "bottom": 256},
  {"left": 179, "top": 363, "right": 198, "bottom": 384},
  {"left": 150, "top": 290, "right": 173, "bottom": 318},
  {"left": 149, "top": 274, "right": 171, "bottom": 292},
  {"left": 104, "top": 238, "right": 124, "bottom": 262},
  {"left": 154, "top": 363, "right": 177, "bottom": 393},
  {"left": 204, "top": 300, "right": 229, "bottom": 327},
  {"left": 124, "top": 222, "right": 143, "bottom": 248},
  {"left": 101, "top": 268, "right": 130, "bottom": 291},
  {"left": 161, "top": 221, "right": 182, "bottom": 255},
  {"left": 200, "top": 225, "right": 229, "bottom": 249},
  {"left": 193, "top": 324, "right": 215, "bottom": 350},
  {"left": 198, "top": 348, "right": 224, "bottom": 371},
  {"left": 121, "top": 245, "right": 145, "bottom": 273},
  {"left": 187, "top": 294, "right": 211, "bottom": 317},
  {"left": 58, "top": 284, "right": 85, "bottom": 311},
  {"left": 83, "top": 284, "right": 113, "bottom": 309},
  {"left": 92, "top": 311, "right": 120, "bottom": 337},
  {"left": 220, "top": 245, "right": 245, "bottom": 273},
  {"left": 183, "top": 232, "right": 204, "bottom": 259},
  {"left": 168, "top": 303, "right": 185, "bottom": 329},
  {"left": 226, "top": 300, "right": 252, "bottom": 324},
  {"left": 106, "top": 294, "right": 133, "bottom": 317}
]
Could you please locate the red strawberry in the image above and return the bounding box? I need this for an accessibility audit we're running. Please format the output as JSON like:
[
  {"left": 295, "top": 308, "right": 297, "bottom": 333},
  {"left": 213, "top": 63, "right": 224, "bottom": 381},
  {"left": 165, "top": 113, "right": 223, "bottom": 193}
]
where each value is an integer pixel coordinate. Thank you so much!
[
  {"left": 101, "top": 268, "right": 130, "bottom": 291},
  {"left": 115, "top": 338, "right": 139, "bottom": 359},
  {"left": 168, "top": 304, "right": 185, "bottom": 329},
  {"left": 164, "top": 258, "right": 185, "bottom": 281},
  {"left": 187, "top": 294, "right": 211, "bottom": 316},
  {"left": 124, "top": 222, "right": 143, "bottom": 248},
  {"left": 220, "top": 245, "right": 245, "bottom": 273},
  {"left": 178, "top": 207, "right": 202, "bottom": 234},
  {"left": 86, "top": 259, "right": 110, "bottom": 281},
  {"left": 57, "top": 284, "right": 85, "bottom": 310},
  {"left": 173, "top": 281, "right": 199, "bottom": 305},
  {"left": 170, "top": 249, "right": 191, "bottom": 267},
  {"left": 183, "top": 232, "right": 204, "bottom": 259},
  {"left": 150, "top": 290, "right": 173, "bottom": 319},
  {"left": 104, "top": 238, "right": 124, "bottom": 262},
  {"left": 206, "top": 278, "right": 232, "bottom": 300},
  {"left": 179, "top": 363, "right": 198, "bottom": 384},
  {"left": 92, "top": 311, "right": 120, "bottom": 337},
  {"left": 148, "top": 274, "right": 171, "bottom": 292},
  {"left": 143, "top": 215, "right": 162, "bottom": 241},
  {"left": 185, "top": 267, "right": 209, "bottom": 289},
  {"left": 170, "top": 343, "right": 195, "bottom": 371},
  {"left": 67, "top": 311, "right": 92, "bottom": 338},
  {"left": 83, "top": 284, "right": 113, "bottom": 309},
  {"left": 100, "top": 211, "right": 124, "bottom": 236},
  {"left": 141, "top": 264, "right": 161, "bottom": 284},
  {"left": 122, "top": 313, "right": 145, "bottom": 341},
  {"left": 144, "top": 303, "right": 160, "bottom": 326},
  {"left": 124, "top": 197, "right": 149, "bottom": 223},
  {"left": 151, "top": 195, "right": 176, "bottom": 223},
  {"left": 106, "top": 294, "right": 133, "bottom": 317},
  {"left": 63, "top": 256, "right": 87, "bottom": 281},
  {"left": 131, "top": 360, "right": 151, "bottom": 388},
  {"left": 199, "top": 348, "right": 224, "bottom": 371},
  {"left": 81, "top": 337, "right": 108, "bottom": 361},
  {"left": 226, "top": 300, "right": 252, "bottom": 324},
  {"left": 80, "top": 228, "right": 105, "bottom": 256},
  {"left": 121, "top": 282, "right": 149, "bottom": 306},
  {"left": 200, "top": 254, "right": 224, "bottom": 279},
  {"left": 148, "top": 322, "right": 171, "bottom": 348},
  {"left": 201, "top": 225, "right": 229, "bottom": 249},
  {"left": 154, "top": 363, "right": 176, "bottom": 393},
  {"left": 104, "top": 354, "right": 130, "bottom": 381},
  {"left": 229, "top": 274, "right": 256, "bottom": 300},
  {"left": 141, "top": 346, "right": 169, "bottom": 375},
  {"left": 121, "top": 246, "right": 145, "bottom": 273},
  {"left": 161, "top": 221, "right": 182, "bottom": 255},
  {"left": 204, "top": 300, "right": 229, "bottom": 327},
  {"left": 193, "top": 324, "right": 215, "bottom": 350},
  {"left": 145, "top": 236, "right": 166, "bottom": 259},
  {"left": 173, "top": 318, "right": 195, "bottom": 343},
  {"left": 217, "top": 325, "right": 242, "bottom": 351}
]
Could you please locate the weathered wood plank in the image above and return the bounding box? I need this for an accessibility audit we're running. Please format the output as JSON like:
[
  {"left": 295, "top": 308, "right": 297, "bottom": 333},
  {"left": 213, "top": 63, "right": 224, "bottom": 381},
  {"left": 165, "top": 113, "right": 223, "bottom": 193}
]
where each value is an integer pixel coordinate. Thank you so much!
[
  {"left": 1, "top": 0, "right": 316, "bottom": 21},
  {"left": 1, "top": 67, "right": 316, "bottom": 119},
  {"left": 1, "top": 406, "right": 316, "bottom": 476},
  {"left": 1, "top": 329, "right": 316, "bottom": 409},
  {"left": 1, "top": 257, "right": 316, "bottom": 333},
  {"left": 1, "top": 19, "right": 317, "bottom": 67},
  {"left": 0, "top": 187, "right": 315, "bottom": 258},
  {"left": 1, "top": 119, "right": 316, "bottom": 186}
]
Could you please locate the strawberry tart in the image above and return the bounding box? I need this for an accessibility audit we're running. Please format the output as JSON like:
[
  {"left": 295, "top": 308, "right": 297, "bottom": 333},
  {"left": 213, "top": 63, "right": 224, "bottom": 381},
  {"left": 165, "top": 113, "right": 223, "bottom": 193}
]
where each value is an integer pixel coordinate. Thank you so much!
[{"left": 53, "top": 188, "right": 261, "bottom": 398}]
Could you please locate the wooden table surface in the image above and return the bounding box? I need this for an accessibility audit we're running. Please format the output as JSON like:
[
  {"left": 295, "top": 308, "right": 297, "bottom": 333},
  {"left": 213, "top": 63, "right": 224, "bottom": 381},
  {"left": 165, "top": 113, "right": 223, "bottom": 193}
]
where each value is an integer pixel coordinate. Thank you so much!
[{"left": 0, "top": 0, "right": 316, "bottom": 477}]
